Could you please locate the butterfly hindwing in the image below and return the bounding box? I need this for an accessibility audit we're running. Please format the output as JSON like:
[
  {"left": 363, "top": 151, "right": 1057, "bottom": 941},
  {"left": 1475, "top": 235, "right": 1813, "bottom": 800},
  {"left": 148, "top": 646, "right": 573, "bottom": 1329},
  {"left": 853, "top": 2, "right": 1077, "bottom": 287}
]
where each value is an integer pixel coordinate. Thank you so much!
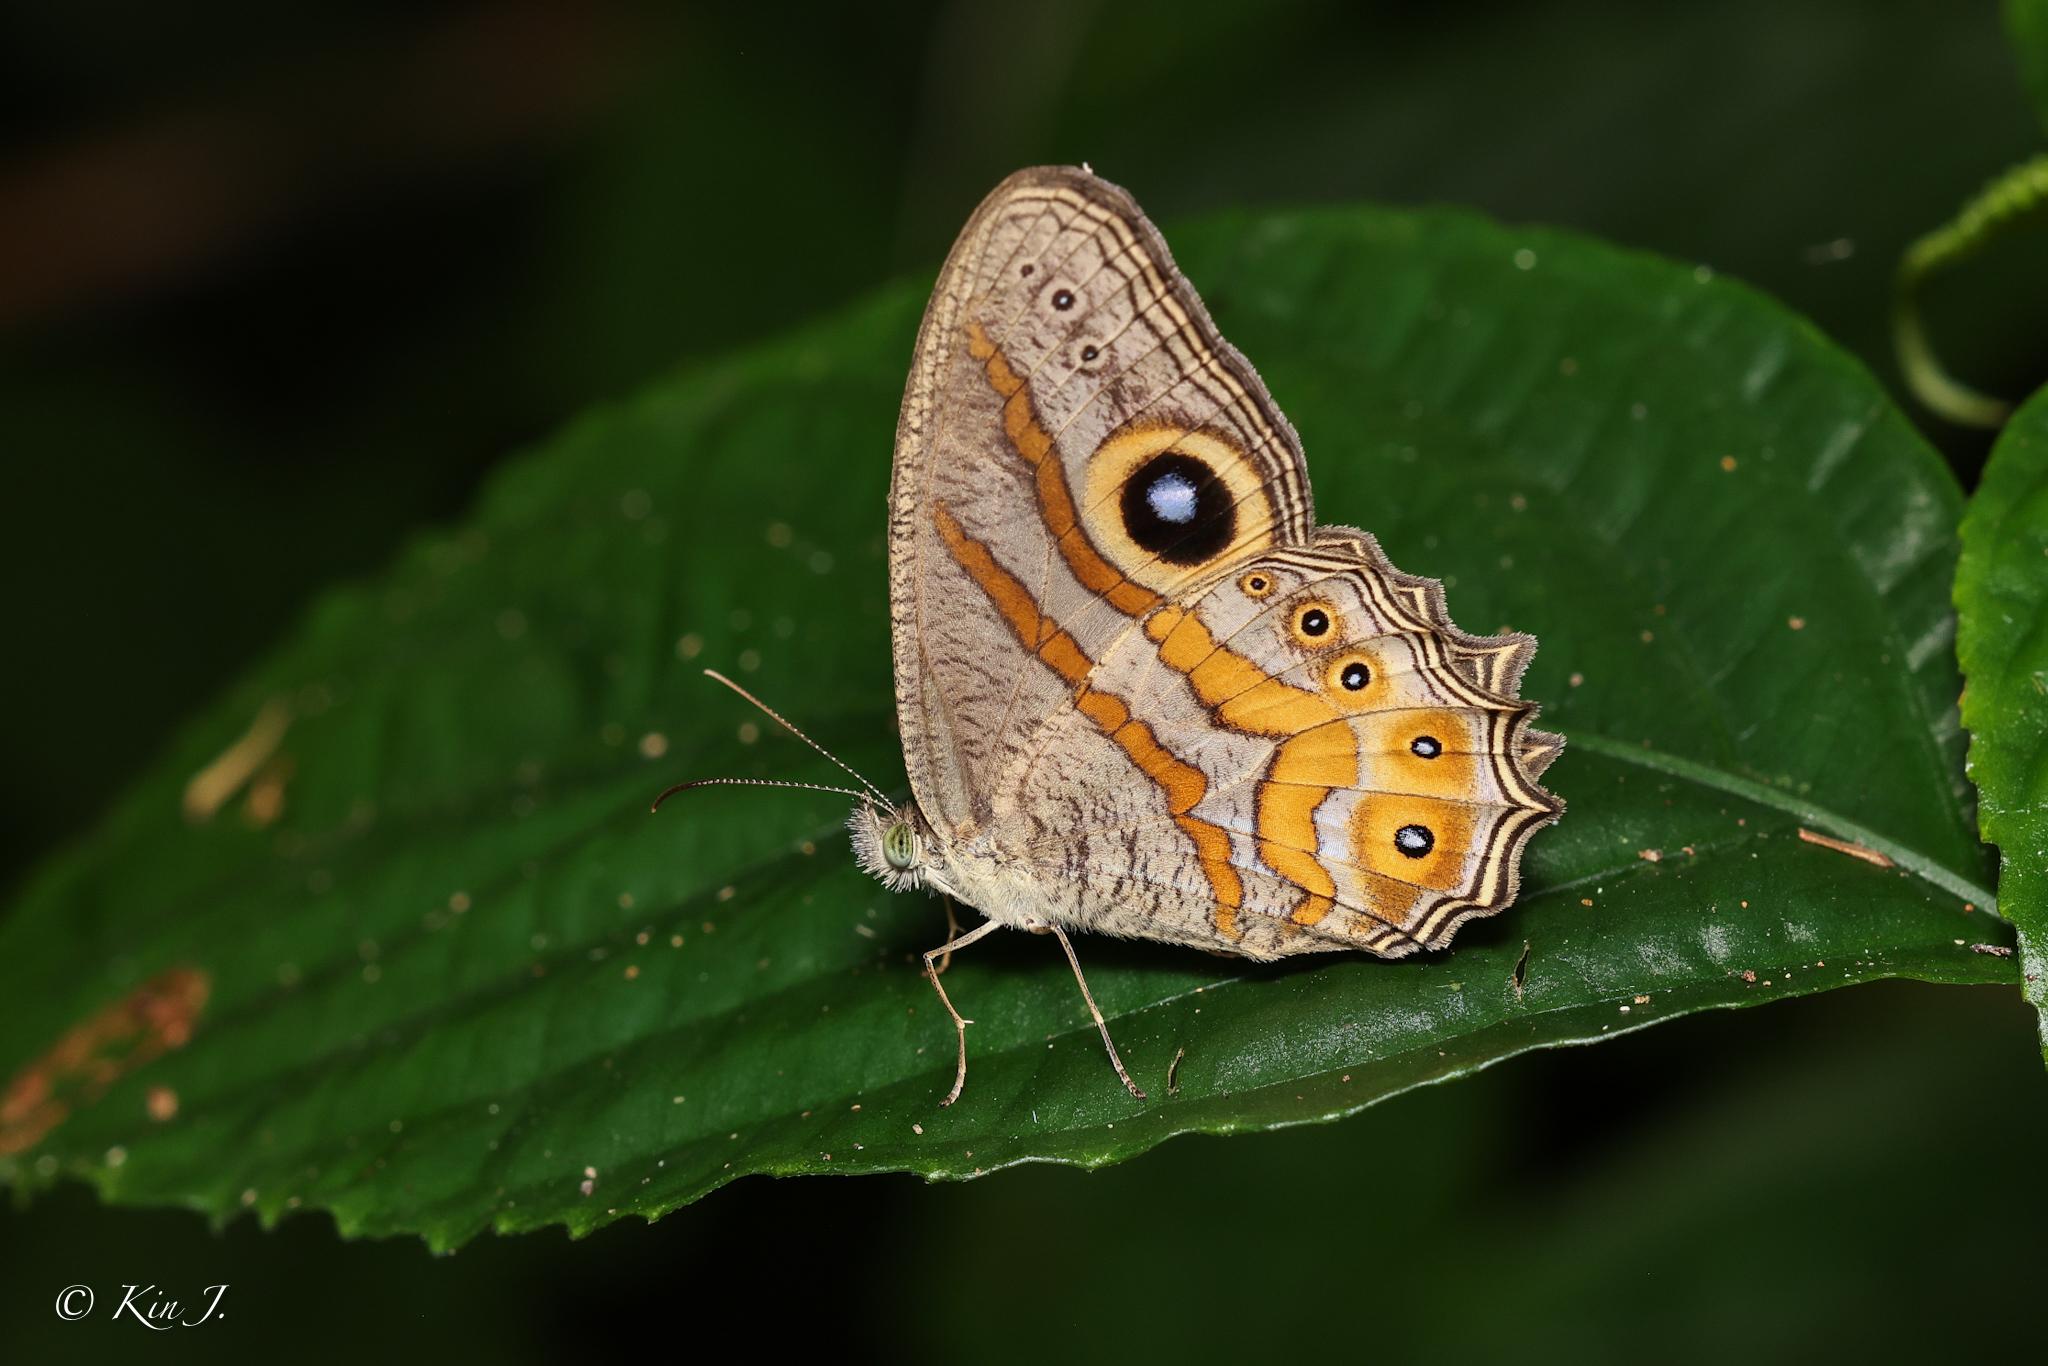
[{"left": 1006, "top": 531, "right": 1562, "bottom": 960}]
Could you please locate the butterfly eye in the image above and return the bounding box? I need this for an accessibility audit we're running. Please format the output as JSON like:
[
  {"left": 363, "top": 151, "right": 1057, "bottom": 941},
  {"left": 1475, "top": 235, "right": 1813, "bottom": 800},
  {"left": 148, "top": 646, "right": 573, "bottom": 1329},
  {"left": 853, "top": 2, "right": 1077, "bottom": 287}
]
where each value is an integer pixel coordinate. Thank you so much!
[
  {"left": 883, "top": 821, "right": 918, "bottom": 871},
  {"left": 1239, "top": 572, "right": 1274, "bottom": 598},
  {"left": 1394, "top": 823, "right": 1435, "bottom": 858},
  {"left": 1292, "top": 604, "right": 1336, "bottom": 644}
]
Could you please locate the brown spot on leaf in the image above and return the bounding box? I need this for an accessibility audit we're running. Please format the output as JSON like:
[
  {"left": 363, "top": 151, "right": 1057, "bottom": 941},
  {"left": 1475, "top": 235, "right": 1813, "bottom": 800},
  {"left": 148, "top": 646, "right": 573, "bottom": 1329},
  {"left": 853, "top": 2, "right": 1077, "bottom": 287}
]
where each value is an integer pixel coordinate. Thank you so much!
[
  {"left": 0, "top": 967, "right": 210, "bottom": 1157},
  {"left": 241, "top": 753, "right": 295, "bottom": 828}
]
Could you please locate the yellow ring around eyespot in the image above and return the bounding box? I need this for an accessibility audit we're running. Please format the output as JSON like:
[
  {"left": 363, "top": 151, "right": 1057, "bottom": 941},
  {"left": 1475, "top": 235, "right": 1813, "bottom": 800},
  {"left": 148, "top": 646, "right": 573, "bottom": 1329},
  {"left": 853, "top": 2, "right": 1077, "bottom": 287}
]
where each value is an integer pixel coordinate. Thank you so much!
[
  {"left": 1322, "top": 650, "right": 1380, "bottom": 711},
  {"left": 1081, "top": 425, "right": 1276, "bottom": 592},
  {"left": 1290, "top": 601, "right": 1339, "bottom": 646},
  {"left": 1240, "top": 571, "right": 1275, "bottom": 598}
]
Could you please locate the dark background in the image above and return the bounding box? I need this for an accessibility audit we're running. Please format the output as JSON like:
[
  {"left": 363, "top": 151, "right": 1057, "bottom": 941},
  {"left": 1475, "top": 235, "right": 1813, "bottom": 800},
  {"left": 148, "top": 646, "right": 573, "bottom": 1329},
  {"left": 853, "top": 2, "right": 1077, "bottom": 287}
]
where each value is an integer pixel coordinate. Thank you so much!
[{"left": 3, "top": 2, "right": 2045, "bottom": 1361}]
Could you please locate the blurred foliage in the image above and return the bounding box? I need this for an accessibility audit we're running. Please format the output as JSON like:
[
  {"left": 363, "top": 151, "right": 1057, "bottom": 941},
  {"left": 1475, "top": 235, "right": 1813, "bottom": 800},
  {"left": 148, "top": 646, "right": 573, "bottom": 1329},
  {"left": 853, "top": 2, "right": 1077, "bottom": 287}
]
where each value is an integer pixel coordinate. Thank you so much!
[
  {"left": 1890, "top": 3, "right": 2048, "bottom": 425},
  {"left": 2013, "top": 0, "right": 2048, "bottom": 131},
  {"left": 2, "top": 0, "right": 2045, "bottom": 1358}
]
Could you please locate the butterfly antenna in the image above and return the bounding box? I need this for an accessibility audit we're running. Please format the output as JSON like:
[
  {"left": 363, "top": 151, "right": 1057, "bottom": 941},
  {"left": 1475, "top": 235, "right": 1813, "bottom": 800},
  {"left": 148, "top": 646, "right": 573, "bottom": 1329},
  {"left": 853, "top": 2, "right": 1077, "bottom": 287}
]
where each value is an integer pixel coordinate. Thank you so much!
[
  {"left": 651, "top": 776, "right": 882, "bottom": 815},
  {"left": 697, "top": 669, "right": 893, "bottom": 806}
]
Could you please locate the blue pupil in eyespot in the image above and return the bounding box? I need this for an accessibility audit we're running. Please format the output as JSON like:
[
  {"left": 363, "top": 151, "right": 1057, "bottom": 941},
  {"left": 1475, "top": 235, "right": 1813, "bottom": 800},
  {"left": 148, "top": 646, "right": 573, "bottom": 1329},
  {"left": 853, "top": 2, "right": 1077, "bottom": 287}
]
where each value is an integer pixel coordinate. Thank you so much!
[
  {"left": 1121, "top": 451, "right": 1233, "bottom": 564},
  {"left": 1145, "top": 471, "right": 1199, "bottom": 524}
]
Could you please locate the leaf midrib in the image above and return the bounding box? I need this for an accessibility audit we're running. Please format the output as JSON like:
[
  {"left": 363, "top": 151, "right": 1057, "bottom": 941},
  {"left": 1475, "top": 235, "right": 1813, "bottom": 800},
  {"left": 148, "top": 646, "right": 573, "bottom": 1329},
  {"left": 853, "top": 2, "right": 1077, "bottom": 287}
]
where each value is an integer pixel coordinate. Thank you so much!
[{"left": 1563, "top": 728, "right": 1997, "bottom": 913}]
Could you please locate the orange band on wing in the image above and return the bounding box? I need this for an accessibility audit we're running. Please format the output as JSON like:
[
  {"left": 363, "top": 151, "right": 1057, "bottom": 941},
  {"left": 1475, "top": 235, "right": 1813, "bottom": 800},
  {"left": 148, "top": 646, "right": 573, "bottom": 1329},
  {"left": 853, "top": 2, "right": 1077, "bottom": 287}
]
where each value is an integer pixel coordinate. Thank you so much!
[
  {"left": 932, "top": 502, "right": 1242, "bottom": 935},
  {"left": 1146, "top": 597, "right": 1387, "bottom": 930},
  {"left": 1144, "top": 606, "right": 1338, "bottom": 737},
  {"left": 933, "top": 501, "right": 1055, "bottom": 651},
  {"left": 1261, "top": 724, "right": 1359, "bottom": 928},
  {"left": 965, "top": 322, "right": 1161, "bottom": 618}
]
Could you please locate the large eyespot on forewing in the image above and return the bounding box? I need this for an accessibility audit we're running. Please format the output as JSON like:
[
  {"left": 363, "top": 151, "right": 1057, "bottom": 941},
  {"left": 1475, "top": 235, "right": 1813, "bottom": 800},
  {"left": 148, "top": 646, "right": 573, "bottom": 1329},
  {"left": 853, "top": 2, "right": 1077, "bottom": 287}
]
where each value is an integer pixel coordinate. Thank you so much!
[
  {"left": 1080, "top": 425, "right": 1277, "bottom": 592},
  {"left": 1118, "top": 450, "right": 1235, "bottom": 564}
]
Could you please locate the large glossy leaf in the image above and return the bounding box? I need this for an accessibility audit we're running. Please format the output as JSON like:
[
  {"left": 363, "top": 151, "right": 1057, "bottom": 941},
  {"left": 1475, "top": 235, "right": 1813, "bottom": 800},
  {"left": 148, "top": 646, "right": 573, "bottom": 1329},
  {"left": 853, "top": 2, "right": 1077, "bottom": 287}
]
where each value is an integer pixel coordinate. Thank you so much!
[
  {"left": 0, "top": 204, "right": 2013, "bottom": 1249},
  {"left": 1958, "top": 383, "right": 2048, "bottom": 1055}
]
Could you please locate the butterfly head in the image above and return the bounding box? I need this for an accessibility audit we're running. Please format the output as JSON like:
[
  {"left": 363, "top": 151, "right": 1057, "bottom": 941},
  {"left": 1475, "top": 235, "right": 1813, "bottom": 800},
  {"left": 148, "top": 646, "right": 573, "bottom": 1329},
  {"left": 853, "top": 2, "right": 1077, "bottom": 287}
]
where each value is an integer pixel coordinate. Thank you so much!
[{"left": 848, "top": 799, "right": 937, "bottom": 894}]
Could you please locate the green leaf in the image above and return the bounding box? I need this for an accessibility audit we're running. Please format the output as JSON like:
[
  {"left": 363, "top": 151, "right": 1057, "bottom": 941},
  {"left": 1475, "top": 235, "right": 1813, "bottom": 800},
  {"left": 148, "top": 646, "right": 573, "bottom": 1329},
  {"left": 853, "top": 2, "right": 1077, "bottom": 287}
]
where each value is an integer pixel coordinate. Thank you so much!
[
  {"left": 1957, "top": 382, "right": 2048, "bottom": 1056},
  {"left": 2012, "top": 0, "right": 2048, "bottom": 135},
  {"left": 0, "top": 203, "right": 2012, "bottom": 1249}
]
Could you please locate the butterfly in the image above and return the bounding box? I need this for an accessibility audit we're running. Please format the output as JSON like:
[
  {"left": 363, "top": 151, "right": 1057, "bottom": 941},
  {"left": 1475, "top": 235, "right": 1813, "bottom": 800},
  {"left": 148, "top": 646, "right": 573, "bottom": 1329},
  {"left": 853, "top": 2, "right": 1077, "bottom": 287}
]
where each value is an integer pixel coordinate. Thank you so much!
[{"left": 666, "top": 166, "right": 1562, "bottom": 1106}]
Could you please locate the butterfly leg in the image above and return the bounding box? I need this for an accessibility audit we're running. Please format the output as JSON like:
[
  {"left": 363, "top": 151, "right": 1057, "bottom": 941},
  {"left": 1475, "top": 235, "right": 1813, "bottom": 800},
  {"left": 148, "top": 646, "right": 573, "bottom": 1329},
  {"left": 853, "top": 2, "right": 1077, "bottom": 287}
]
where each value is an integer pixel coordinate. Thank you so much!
[
  {"left": 1048, "top": 924, "right": 1147, "bottom": 1101},
  {"left": 929, "top": 896, "right": 965, "bottom": 975},
  {"left": 923, "top": 918, "right": 1002, "bottom": 1107}
]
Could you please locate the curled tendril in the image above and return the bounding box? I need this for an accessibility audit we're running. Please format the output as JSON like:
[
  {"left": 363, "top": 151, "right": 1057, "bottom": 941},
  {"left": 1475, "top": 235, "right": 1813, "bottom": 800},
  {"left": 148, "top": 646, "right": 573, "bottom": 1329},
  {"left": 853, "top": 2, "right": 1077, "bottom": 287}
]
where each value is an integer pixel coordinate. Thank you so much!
[{"left": 1892, "top": 153, "right": 2048, "bottom": 428}]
